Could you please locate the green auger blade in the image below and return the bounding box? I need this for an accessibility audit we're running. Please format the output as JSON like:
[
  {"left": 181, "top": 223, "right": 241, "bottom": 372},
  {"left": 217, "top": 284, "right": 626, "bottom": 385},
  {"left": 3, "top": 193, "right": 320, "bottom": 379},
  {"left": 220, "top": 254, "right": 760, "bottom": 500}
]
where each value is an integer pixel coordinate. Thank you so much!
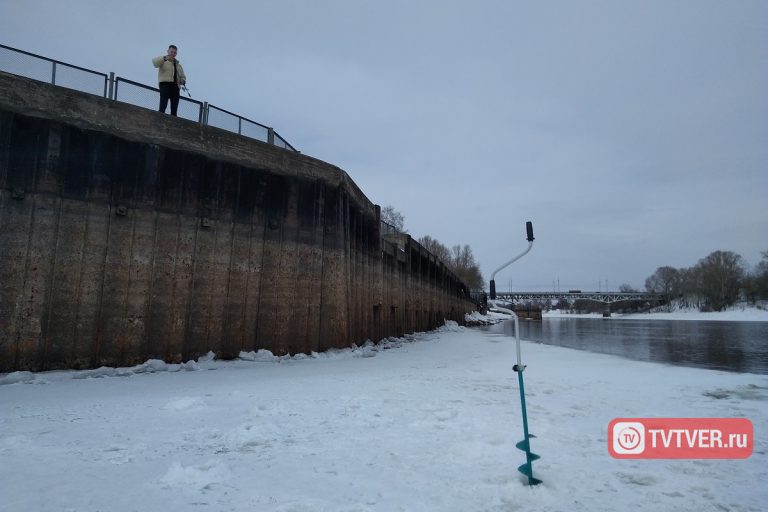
[
  {"left": 515, "top": 438, "right": 541, "bottom": 461},
  {"left": 517, "top": 463, "right": 543, "bottom": 486},
  {"left": 514, "top": 337, "right": 541, "bottom": 486},
  {"left": 515, "top": 440, "right": 541, "bottom": 461},
  {"left": 515, "top": 436, "right": 542, "bottom": 485}
]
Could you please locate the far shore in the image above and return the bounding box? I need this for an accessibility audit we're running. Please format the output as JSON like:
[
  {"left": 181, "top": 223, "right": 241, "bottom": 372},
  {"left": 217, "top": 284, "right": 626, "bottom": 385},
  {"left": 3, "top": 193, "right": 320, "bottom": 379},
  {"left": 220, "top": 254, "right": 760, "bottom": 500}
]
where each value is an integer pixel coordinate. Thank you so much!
[{"left": 542, "top": 306, "right": 768, "bottom": 322}]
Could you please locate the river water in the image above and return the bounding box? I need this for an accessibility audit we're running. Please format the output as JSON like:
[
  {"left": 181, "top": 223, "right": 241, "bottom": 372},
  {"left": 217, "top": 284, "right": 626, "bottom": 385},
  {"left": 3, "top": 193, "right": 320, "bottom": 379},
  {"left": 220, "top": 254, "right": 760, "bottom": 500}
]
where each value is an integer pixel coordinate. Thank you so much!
[{"left": 485, "top": 317, "right": 768, "bottom": 375}]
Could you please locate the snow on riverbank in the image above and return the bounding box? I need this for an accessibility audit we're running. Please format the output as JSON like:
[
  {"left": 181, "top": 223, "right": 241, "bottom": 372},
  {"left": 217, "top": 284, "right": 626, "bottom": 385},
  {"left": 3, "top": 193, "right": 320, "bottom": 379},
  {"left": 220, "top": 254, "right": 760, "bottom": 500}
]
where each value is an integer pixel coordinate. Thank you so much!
[{"left": 1, "top": 320, "right": 766, "bottom": 511}]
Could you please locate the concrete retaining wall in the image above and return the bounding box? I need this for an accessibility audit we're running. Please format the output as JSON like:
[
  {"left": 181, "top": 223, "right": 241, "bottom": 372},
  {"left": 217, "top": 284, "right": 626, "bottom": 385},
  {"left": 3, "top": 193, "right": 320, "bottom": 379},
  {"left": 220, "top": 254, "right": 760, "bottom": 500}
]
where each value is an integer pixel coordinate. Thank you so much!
[{"left": 0, "top": 71, "right": 474, "bottom": 372}]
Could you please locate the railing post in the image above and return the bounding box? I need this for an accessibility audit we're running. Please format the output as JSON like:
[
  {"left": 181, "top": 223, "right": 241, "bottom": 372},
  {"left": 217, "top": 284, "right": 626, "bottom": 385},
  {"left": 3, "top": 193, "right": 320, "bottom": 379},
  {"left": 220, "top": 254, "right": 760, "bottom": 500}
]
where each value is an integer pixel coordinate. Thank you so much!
[
  {"left": 238, "top": 117, "right": 242, "bottom": 135},
  {"left": 268, "top": 127, "right": 275, "bottom": 145},
  {"left": 202, "top": 102, "right": 208, "bottom": 124},
  {"left": 51, "top": 61, "right": 57, "bottom": 85},
  {"left": 108, "top": 72, "right": 115, "bottom": 100}
]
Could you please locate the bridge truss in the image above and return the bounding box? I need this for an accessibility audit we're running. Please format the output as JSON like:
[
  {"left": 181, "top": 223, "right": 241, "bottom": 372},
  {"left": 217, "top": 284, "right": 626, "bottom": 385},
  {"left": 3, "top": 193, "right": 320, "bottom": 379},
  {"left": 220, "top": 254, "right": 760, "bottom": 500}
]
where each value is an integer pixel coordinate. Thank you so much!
[{"left": 494, "top": 291, "right": 665, "bottom": 304}]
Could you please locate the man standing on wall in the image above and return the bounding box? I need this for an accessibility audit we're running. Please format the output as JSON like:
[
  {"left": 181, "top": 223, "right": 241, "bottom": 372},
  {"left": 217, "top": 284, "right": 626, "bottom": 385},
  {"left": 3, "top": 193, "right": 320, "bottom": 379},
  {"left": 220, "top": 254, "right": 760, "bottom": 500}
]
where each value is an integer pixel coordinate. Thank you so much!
[{"left": 152, "top": 45, "right": 186, "bottom": 116}]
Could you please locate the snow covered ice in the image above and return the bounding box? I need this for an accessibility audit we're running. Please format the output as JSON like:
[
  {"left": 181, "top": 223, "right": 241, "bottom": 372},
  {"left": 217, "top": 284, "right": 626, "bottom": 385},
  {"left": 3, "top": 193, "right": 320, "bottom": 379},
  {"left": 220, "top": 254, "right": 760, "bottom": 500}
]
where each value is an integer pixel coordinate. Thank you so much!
[{"left": 1, "top": 316, "right": 766, "bottom": 511}]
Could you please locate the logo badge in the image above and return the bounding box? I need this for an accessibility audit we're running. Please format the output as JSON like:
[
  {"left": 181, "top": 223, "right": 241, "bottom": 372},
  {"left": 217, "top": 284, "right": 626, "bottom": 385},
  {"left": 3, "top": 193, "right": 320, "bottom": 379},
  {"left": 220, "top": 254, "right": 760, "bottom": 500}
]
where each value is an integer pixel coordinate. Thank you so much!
[
  {"left": 612, "top": 421, "right": 645, "bottom": 454},
  {"left": 608, "top": 418, "right": 753, "bottom": 459}
]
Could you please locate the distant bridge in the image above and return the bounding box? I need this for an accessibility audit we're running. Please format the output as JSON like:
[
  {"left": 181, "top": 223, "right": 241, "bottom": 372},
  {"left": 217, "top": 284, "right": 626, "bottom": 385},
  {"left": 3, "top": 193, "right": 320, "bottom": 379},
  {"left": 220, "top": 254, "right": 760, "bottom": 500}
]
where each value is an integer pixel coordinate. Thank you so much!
[{"left": 494, "top": 291, "right": 665, "bottom": 304}]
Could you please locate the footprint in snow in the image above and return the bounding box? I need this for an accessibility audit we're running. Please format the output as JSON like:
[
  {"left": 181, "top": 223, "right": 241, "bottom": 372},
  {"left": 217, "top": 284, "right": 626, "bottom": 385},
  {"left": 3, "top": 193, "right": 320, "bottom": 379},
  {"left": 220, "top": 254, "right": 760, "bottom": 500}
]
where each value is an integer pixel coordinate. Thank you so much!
[
  {"left": 432, "top": 409, "right": 458, "bottom": 422},
  {"left": 615, "top": 471, "right": 657, "bottom": 486},
  {"left": 164, "top": 397, "right": 205, "bottom": 411},
  {"left": 159, "top": 461, "right": 232, "bottom": 491}
]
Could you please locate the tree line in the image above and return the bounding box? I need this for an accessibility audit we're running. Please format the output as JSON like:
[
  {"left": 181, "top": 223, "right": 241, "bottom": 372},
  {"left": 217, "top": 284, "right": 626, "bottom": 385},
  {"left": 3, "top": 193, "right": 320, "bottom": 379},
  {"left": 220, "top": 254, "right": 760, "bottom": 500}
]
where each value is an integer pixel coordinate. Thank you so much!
[
  {"left": 645, "top": 250, "right": 768, "bottom": 311},
  {"left": 416, "top": 236, "right": 485, "bottom": 291},
  {"left": 381, "top": 206, "right": 485, "bottom": 291}
]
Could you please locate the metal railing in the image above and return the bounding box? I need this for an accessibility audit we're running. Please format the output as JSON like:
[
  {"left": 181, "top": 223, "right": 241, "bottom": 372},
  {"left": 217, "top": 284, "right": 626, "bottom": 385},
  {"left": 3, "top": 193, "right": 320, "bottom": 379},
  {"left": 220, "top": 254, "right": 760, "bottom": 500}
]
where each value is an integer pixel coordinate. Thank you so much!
[
  {"left": 0, "top": 43, "right": 108, "bottom": 97},
  {"left": 0, "top": 43, "right": 297, "bottom": 152},
  {"left": 204, "top": 104, "right": 297, "bottom": 151},
  {"left": 114, "top": 77, "right": 204, "bottom": 123}
]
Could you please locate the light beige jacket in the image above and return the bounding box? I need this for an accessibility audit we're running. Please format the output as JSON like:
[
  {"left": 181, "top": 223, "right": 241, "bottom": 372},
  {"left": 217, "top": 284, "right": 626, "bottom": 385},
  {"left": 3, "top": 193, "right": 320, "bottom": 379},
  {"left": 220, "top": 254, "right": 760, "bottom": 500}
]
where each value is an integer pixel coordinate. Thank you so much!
[{"left": 152, "top": 56, "right": 186, "bottom": 85}]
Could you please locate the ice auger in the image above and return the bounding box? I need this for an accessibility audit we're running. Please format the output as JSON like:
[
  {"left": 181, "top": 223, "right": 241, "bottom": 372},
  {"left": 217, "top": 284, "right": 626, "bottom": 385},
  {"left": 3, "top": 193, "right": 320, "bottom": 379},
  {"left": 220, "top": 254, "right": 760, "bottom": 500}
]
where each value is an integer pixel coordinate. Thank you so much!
[{"left": 489, "top": 221, "right": 542, "bottom": 486}]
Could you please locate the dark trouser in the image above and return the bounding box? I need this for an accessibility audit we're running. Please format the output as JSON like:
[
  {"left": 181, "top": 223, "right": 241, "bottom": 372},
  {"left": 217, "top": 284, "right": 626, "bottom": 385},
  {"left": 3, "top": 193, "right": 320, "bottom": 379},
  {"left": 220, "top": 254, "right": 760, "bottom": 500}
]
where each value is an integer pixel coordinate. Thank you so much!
[{"left": 158, "top": 82, "right": 180, "bottom": 116}]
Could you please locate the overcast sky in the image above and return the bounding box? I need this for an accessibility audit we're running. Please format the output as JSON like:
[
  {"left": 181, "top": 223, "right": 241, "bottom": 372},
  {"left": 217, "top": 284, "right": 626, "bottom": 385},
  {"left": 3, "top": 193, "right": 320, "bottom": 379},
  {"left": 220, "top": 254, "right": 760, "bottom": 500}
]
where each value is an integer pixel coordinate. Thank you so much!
[{"left": 2, "top": 0, "right": 766, "bottom": 291}]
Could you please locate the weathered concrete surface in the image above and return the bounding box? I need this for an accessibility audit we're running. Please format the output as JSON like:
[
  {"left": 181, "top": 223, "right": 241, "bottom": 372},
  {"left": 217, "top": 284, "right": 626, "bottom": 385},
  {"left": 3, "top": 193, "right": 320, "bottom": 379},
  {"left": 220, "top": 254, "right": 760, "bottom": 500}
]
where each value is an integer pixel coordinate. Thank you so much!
[{"left": 0, "top": 71, "right": 475, "bottom": 372}]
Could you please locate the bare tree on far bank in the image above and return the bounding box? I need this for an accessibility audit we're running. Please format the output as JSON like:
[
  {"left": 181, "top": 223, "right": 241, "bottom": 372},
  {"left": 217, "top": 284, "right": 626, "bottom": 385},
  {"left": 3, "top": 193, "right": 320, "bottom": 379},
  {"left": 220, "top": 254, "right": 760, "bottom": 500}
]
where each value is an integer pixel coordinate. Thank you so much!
[
  {"left": 645, "top": 249, "right": 766, "bottom": 312},
  {"left": 744, "top": 250, "right": 768, "bottom": 303},
  {"left": 645, "top": 266, "right": 683, "bottom": 311},
  {"left": 695, "top": 251, "right": 745, "bottom": 311}
]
